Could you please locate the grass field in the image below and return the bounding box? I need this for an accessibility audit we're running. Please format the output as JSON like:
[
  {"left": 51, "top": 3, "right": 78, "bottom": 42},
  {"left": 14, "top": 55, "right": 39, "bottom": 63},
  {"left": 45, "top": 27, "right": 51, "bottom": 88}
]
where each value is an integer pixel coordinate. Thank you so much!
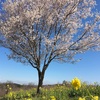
[{"left": 0, "top": 78, "right": 100, "bottom": 100}]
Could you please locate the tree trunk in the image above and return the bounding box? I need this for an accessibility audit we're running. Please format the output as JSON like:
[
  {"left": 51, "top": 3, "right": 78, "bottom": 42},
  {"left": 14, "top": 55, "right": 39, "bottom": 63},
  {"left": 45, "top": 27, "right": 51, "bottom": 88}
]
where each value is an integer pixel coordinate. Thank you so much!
[{"left": 37, "top": 71, "right": 44, "bottom": 94}]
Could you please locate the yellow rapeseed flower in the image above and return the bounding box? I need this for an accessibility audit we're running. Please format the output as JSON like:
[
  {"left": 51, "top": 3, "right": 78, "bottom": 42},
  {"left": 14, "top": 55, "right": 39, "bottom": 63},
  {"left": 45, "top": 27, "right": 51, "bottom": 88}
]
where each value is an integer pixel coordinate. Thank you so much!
[
  {"left": 7, "top": 84, "right": 9, "bottom": 87},
  {"left": 50, "top": 96, "right": 56, "bottom": 100},
  {"left": 8, "top": 92, "right": 13, "bottom": 97},
  {"left": 78, "top": 97, "right": 85, "bottom": 100},
  {"left": 9, "top": 87, "right": 12, "bottom": 90},
  {"left": 92, "top": 96, "right": 99, "bottom": 100},
  {"left": 72, "top": 77, "right": 81, "bottom": 90},
  {"left": 27, "top": 98, "right": 32, "bottom": 100},
  {"left": 27, "top": 93, "right": 31, "bottom": 97},
  {"left": 42, "top": 96, "right": 46, "bottom": 99}
]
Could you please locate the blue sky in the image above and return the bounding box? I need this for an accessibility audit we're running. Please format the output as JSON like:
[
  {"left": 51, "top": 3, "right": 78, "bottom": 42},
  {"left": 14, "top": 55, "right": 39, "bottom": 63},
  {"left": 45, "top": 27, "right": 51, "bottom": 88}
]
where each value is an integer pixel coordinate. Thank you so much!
[
  {"left": 0, "top": 0, "right": 100, "bottom": 85},
  {"left": 1, "top": 48, "right": 100, "bottom": 85}
]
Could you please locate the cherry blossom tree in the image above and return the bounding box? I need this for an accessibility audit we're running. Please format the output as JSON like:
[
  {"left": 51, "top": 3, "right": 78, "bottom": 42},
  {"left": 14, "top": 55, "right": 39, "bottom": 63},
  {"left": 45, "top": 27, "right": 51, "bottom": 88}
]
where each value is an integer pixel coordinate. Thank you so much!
[{"left": 0, "top": 0, "right": 100, "bottom": 93}]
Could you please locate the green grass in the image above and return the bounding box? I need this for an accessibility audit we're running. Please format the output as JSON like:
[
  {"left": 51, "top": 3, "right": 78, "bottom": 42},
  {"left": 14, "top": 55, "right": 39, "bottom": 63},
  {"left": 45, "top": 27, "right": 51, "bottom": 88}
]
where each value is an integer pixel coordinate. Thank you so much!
[{"left": 0, "top": 82, "right": 100, "bottom": 100}]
